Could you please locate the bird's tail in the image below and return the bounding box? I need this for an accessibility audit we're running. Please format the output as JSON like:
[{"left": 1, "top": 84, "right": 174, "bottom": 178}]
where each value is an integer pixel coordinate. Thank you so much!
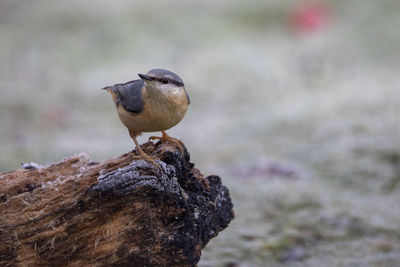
[{"left": 102, "top": 86, "right": 117, "bottom": 93}]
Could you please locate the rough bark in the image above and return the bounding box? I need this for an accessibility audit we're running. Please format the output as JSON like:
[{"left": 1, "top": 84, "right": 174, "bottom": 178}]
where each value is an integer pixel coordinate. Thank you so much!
[{"left": 0, "top": 141, "right": 234, "bottom": 267}]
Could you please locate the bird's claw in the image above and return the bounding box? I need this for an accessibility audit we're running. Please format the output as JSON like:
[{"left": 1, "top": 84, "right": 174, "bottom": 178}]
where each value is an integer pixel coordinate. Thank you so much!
[
  {"left": 149, "top": 133, "right": 184, "bottom": 153},
  {"left": 134, "top": 154, "right": 162, "bottom": 170}
]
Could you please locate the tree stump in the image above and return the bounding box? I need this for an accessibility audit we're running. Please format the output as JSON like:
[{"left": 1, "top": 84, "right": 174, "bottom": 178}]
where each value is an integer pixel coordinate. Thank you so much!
[{"left": 0, "top": 141, "right": 234, "bottom": 267}]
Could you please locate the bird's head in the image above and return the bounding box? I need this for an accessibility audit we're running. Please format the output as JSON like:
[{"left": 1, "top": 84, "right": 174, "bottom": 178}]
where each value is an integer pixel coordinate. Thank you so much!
[{"left": 138, "top": 69, "right": 185, "bottom": 93}]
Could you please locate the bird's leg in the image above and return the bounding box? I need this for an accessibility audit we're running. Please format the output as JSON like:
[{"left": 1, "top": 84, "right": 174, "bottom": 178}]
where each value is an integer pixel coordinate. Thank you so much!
[
  {"left": 129, "top": 130, "right": 162, "bottom": 170},
  {"left": 149, "top": 130, "right": 184, "bottom": 152}
]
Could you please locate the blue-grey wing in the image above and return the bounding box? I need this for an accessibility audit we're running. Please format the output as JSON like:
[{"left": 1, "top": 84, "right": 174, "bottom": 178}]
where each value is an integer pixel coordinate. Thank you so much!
[{"left": 112, "top": 79, "right": 145, "bottom": 113}]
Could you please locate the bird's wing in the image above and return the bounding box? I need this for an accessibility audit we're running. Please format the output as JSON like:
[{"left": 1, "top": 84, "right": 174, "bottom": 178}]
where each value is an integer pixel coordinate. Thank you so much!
[{"left": 112, "top": 79, "right": 145, "bottom": 113}]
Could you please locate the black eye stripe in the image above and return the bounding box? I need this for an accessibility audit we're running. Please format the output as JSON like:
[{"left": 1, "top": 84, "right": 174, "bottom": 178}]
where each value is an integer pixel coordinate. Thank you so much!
[
  {"left": 156, "top": 77, "right": 184, "bottom": 86},
  {"left": 156, "top": 77, "right": 167, "bottom": 83}
]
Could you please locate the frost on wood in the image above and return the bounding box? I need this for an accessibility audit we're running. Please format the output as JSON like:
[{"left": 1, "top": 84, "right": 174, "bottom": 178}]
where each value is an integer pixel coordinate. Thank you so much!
[{"left": 0, "top": 141, "right": 234, "bottom": 267}]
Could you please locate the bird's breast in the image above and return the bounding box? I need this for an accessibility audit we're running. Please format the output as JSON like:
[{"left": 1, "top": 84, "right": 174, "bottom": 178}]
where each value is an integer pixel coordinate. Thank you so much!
[{"left": 116, "top": 87, "right": 189, "bottom": 133}]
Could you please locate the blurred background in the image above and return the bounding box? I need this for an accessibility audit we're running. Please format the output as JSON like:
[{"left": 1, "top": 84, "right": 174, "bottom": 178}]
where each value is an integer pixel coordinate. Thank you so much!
[{"left": 1, "top": 0, "right": 400, "bottom": 266}]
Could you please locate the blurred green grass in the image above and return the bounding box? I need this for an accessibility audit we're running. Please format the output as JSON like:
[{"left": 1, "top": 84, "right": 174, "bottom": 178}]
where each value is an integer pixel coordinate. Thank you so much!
[{"left": 1, "top": 0, "right": 400, "bottom": 266}]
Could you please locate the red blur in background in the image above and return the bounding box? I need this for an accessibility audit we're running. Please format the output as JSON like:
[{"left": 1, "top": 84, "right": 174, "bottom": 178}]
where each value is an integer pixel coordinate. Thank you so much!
[{"left": 288, "top": 1, "right": 332, "bottom": 35}]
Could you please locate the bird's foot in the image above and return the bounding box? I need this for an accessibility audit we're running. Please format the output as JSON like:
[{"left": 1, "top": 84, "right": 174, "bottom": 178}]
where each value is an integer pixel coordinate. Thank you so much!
[
  {"left": 149, "top": 131, "right": 184, "bottom": 153},
  {"left": 135, "top": 153, "right": 162, "bottom": 171}
]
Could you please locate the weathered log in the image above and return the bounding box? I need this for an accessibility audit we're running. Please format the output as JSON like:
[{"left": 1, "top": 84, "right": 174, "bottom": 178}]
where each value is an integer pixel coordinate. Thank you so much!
[{"left": 0, "top": 141, "right": 234, "bottom": 267}]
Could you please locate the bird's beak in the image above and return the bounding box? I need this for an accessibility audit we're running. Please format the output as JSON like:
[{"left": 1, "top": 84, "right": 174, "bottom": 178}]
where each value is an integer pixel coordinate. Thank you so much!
[{"left": 138, "top": 73, "right": 152, "bottom": 81}]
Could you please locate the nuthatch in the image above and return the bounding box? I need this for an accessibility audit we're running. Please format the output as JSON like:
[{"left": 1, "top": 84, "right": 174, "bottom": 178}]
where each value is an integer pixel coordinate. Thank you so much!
[{"left": 103, "top": 69, "right": 190, "bottom": 169}]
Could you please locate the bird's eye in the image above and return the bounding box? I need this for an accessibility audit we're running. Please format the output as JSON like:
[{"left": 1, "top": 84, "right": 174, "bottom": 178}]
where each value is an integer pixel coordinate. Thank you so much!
[{"left": 161, "top": 78, "right": 168, "bottom": 84}]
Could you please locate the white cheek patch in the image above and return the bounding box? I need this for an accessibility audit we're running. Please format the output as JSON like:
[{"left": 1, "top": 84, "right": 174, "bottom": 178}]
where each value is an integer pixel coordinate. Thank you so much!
[
  {"left": 161, "top": 84, "right": 178, "bottom": 92},
  {"left": 169, "top": 86, "right": 182, "bottom": 96}
]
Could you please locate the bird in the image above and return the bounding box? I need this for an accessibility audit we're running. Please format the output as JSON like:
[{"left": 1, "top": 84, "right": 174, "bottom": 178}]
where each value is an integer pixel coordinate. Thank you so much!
[{"left": 103, "top": 68, "right": 190, "bottom": 169}]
